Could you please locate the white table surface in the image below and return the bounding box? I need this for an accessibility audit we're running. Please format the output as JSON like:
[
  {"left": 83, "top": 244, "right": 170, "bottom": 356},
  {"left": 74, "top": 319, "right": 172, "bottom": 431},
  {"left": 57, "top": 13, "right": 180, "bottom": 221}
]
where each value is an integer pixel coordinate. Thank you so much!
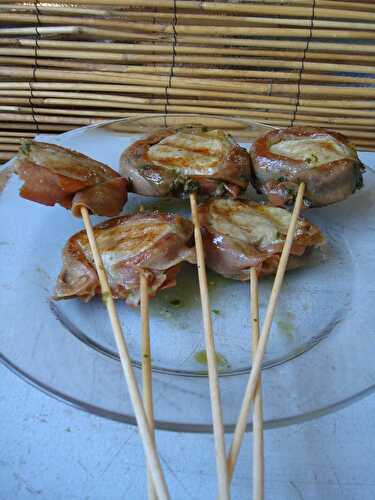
[{"left": 1, "top": 364, "right": 375, "bottom": 500}]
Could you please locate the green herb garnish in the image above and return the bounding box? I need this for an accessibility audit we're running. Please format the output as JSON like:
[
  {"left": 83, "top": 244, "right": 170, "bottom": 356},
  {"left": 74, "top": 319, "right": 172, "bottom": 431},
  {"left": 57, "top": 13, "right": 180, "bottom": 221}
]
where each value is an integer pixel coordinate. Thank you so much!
[
  {"left": 305, "top": 153, "right": 318, "bottom": 164},
  {"left": 169, "top": 299, "right": 182, "bottom": 307},
  {"left": 194, "top": 350, "right": 229, "bottom": 367},
  {"left": 214, "top": 182, "right": 226, "bottom": 197},
  {"left": 19, "top": 140, "right": 31, "bottom": 157}
]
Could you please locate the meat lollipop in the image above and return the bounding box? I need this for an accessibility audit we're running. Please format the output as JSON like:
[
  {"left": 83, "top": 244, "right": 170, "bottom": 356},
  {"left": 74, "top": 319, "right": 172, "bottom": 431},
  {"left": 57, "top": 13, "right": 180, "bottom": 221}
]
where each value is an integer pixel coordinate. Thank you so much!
[
  {"left": 120, "top": 125, "right": 250, "bottom": 198},
  {"left": 198, "top": 198, "right": 324, "bottom": 281},
  {"left": 250, "top": 127, "right": 365, "bottom": 208},
  {"left": 222, "top": 127, "right": 362, "bottom": 476},
  {"left": 16, "top": 140, "right": 127, "bottom": 217},
  {"left": 14, "top": 140, "right": 169, "bottom": 499},
  {"left": 121, "top": 125, "right": 247, "bottom": 497},
  {"left": 201, "top": 195, "right": 324, "bottom": 485},
  {"left": 54, "top": 211, "right": 196, "bottom": 306}
]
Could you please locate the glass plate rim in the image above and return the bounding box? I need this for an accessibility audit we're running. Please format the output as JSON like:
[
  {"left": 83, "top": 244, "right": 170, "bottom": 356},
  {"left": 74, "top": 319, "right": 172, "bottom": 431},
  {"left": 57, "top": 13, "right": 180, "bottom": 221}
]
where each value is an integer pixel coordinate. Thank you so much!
[{"left": 1, "top": 113, "right": 373, "bottom": 433}]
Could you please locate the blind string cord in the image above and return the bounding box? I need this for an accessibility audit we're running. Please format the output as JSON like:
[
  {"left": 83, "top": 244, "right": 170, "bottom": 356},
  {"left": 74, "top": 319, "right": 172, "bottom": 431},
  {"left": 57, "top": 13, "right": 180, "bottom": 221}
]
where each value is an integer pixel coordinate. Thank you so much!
[
  {"left": 29, "top": 0, "right": 41, "bottom": 133},
  {"left": 291, "top": 0, "right": 316, "bottom": 127},
  {"left": 164, "top": 0, "right": 178, "bottom": 127}
]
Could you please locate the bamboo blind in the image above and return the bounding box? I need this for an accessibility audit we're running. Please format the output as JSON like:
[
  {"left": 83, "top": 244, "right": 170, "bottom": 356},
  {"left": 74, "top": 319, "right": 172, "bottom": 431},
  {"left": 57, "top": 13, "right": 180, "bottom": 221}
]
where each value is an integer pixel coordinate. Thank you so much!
[{"left": 0, "top": 0, "right": 375, "bottom": 164}]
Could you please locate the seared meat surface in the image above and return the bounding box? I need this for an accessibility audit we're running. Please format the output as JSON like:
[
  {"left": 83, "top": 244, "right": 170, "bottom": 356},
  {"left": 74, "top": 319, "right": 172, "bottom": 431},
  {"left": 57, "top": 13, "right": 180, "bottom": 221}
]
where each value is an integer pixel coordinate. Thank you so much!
[
  {"left": 16, "top": 141, "right": 128, "bottom": 217},
  {"left": 250, "top": 127, "right": 364, "bottom": 208},
  {"left": 199, "top": 198, "right": 324, "bottom": 280},
  {"left": 120, "top": 126, "right": 250, "bottom": 199},
  {"left": 54, "top": 211, "right": 196, "bottom": 306}
]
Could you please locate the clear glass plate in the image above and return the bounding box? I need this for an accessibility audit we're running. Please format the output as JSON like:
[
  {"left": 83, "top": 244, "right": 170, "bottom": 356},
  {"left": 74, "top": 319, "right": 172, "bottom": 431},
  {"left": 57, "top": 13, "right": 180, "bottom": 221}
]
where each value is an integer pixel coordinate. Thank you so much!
[{"left": 1, "top": 114, "right": 374, "bottom": 432}]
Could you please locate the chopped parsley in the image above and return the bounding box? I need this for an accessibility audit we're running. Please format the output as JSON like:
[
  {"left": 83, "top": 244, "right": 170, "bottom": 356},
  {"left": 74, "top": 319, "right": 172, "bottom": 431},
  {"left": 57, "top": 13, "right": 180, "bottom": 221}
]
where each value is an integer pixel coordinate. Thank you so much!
[
  {"left": 275, "top": 231, "right": 283, "bottom": 240},
  {"left": 213, "top": 182, "right": 226, "bottom": 197},
  {"left": 169, "top": 299, "right": 182, "bottom": 307},
  {"left": 19, "top": 140, "right": 31, "bottom": 157},
  {"left": 305, "top": 153, "right": 318, "bottom": 164}
]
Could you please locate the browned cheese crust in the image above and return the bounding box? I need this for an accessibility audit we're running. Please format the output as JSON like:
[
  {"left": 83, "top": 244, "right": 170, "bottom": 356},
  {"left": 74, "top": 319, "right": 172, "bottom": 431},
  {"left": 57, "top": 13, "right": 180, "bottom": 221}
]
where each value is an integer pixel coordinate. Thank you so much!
[
  {"left": 54, "top": 211, "right": 196, "bottom": 306},
  {"left": 249, "top": 127, "right": 364, "bottom": 208},
  {"left": 120, "top": 126, "right": 250, "bottom": 198},
  {"left": 198, "top": 198, "right": 324, "bottom": 280}
]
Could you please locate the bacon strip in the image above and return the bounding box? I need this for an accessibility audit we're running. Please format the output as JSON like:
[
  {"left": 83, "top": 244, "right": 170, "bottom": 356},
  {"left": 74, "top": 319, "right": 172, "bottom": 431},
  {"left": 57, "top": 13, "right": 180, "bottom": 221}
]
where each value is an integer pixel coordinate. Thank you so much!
[
  {"left": 198, "top": 198, "right": 324, "bottom": 280},
  {"left": 250, "top": 126, "right": 364, "bottom": 208},
  {"left": 120, "top": 126, "right": 250, "bottom": 199},
  {"left": 15, "top": 141, "right": 127, "bottom": 217},
  {"left": 54, "top": 211, "right": 196, "bottom": 306}
]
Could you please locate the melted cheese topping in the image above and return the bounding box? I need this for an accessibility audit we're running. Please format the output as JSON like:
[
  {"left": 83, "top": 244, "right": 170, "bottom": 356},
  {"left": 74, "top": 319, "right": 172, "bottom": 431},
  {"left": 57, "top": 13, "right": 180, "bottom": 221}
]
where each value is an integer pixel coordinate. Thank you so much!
[
  {"left": 147, "top": 129, "right": 231, "bottom": 175},
  {"left": 208, "top": 199, "right": 303, "bottom": 248},
  {"left": 270, "top": 135, "right": 353, "bottom": 167},
  {"left": 79, "top": 220, "right": 170, "bottom": 266}
]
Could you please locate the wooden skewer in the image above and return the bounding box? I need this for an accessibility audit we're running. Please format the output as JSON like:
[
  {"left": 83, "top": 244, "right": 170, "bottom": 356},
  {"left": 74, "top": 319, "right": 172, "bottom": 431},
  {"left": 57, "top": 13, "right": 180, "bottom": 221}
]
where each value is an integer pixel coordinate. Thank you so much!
[
  {"left": 189, "top": 192, "right": 230, "bottom": 500},
  {"left": 250, "top": 268, "right": 264, "bottom": 500},
  {"left": 140, "top": 272, "right": 157, "bottom": 500},
  {"left": 226, "top": 182, "right": 306, "bottom": 480},
  {"left": 80, "top": 206, "right": 169, "bottom": 500}
]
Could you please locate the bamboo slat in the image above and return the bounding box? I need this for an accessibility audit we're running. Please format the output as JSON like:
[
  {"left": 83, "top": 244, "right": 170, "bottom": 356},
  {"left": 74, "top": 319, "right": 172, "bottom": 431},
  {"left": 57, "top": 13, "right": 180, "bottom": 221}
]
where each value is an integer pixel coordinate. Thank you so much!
[
  {"left": 0, "top": 131, "right": 35, "bottom": 137},
  {"left": 2, "top": 103, "right": 374, "bottom": 129},
  {"left": 2, "top": 13, "right": 375, "bottom": 41},
  {"left": 3, "top": 95, "right": 373, "bottom": 118},
  {"left": 0, "top": 44, "right": 370, "bottom": 70},
  {"left": 0, "top": 152, "right": 15, "bottom": 161},
  {"left": 4, "top": 37, "right": 375, "bottom": 57},
  {"left": 3, "top": 47, "right": 375, "bottom": 76},
  {"left": 5, "top": 0, "right": 374, "bottom": 20},
  {"left": 4, "top": 28, "right": 375, "bottom": 54},
  {"left": 3, "top": 39, "right": 375, "bottom": 67},
  {"left": 3, "top": 0, "right": 375, "bottom": 9},
  {"left": 2, "top": 59, "right": 375, "bottom": 88},
  {"left": 2, "top": 66, "right": 375, "bottom": 99},
  {"left": 0, "top": 144, "right": 19, "bottom": 151},
  {"left": 0, "top": 136, "right": 25, "bottom": 143},
  {"left": 1, "top": 87, "right": 374, "bottom": 111},
  {"left": 1, "top": 5, "right": 375, "bottom": 31}
]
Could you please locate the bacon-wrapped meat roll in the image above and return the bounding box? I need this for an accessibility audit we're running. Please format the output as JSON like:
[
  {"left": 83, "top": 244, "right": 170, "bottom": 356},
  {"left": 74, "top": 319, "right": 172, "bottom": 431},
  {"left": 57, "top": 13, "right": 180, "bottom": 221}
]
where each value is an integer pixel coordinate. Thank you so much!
[
  {"left": 54, "top": 211, "right": 196, "bottom": 306},
  {"left": 120, "top": 126, "right": 250, "bottom": 198},
  {"left": 250, "top": 127, "right": 364, "bottom": 208},
  {"left": 198, "top": 198, "right": 324, "bottom": 280},
  {"left": 16, "top": 141, "right": 128, "bottom": 217}
]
